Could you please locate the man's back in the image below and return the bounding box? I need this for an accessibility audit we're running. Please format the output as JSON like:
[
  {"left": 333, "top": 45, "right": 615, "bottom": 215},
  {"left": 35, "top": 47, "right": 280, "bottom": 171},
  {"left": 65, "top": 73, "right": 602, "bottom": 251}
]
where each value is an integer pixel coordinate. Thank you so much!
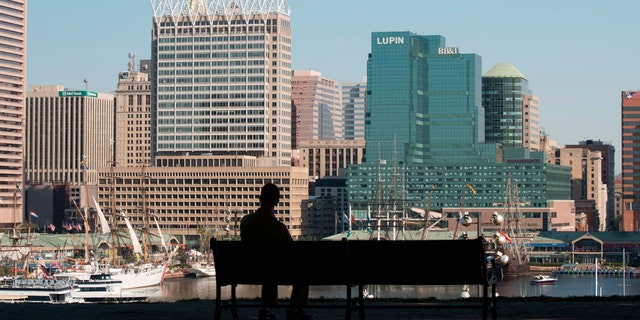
[{"left": 240, "top": 208, "right": 292, "bottom": 242}]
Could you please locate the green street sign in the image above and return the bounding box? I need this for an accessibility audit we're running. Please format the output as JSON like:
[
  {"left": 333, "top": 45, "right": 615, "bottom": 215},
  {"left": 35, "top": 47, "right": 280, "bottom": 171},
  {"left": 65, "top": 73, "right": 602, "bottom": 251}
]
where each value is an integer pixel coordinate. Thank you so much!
[{"left": 58, "top": 90, "right": 98, "bottom": 98}]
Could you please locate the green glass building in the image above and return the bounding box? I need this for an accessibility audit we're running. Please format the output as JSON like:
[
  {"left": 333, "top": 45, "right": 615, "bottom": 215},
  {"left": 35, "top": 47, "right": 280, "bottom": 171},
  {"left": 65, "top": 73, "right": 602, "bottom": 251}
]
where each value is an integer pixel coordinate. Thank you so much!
[
  {"left": 365, "top": 32, "right": 495, "bottom": 165},
  {"left": 347, "top": 32, "right": 570, "bottom": 217}
]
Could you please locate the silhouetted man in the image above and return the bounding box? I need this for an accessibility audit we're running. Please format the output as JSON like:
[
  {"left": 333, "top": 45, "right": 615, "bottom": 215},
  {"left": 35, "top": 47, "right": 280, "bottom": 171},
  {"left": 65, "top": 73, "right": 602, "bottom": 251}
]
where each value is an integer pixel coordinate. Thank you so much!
[{"left": 240, "top": 183, "right": 312, "bottom": 320}]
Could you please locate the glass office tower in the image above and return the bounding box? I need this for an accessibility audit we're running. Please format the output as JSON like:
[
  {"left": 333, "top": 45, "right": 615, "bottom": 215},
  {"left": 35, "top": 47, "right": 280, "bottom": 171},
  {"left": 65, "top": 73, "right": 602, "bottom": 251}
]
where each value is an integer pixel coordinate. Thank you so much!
[
  {"left": 347, "top": 32, "right": 570, "bottom": 217},
  {"left": 483, "top": 63, "right": 541, "bottom": 151},
  {"left": 365, "top": 32, "right": 492, "bottom": 165}
]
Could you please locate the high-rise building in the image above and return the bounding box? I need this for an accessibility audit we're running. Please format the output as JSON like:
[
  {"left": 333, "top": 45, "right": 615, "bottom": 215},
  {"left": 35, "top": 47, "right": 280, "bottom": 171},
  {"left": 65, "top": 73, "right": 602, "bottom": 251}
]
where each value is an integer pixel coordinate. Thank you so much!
[
  {"left": 115, "top": 56, "right": 152, "bottom": 167},
  {"left": 298, "top": 139, "right": 365, "bottom": 180},
  {"left": 98, "top": 0, "right": 307, "bottom": 244},
  {"left": 0, "top": 0, "right": 26, "bottom": 226},
  {"left": 25, "top": 85, "right": 114, "bottom": 227},
  {"left": 342, "top": 80, "right": 366, "bottom": 141},
  {"left": 151, "top": 0, "right": 292, "bottom": 166},
  {"left": 621, "top": 90, "right": 640, "bottom": 231},
  {"left": 364, "top": 32, "right": 493, "bottom": 165},
  {"left": 546, "top": 147, "right": 607, "bottom": 231},
  {"left": 291, "top": 70, "right": 342, "bottom": 148},
  {"left": 347, "top": 32, "right": 571, "bottom": 221},
  {"left": 25, "top": 85, "right": 114, "bottom": 186},
  {"left": 564, "top": 140, "right": 616, "bottom": 230},
  {"left": 482, "top": 63, "right": 540, "bottom": 151}
]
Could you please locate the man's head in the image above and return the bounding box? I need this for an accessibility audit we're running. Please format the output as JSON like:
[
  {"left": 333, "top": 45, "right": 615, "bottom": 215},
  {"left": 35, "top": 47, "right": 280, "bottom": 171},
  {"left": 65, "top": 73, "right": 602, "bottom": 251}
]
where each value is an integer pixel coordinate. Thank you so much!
[{"left": 259, "top": 183, "right": 280, "bottom": 207}]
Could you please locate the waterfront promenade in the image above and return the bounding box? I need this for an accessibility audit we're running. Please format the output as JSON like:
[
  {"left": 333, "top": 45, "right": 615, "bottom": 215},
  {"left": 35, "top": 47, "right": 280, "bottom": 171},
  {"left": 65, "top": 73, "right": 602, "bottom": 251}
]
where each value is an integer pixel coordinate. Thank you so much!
[{"left": 2, "top": 296, "right": 639, "bottom": 320}]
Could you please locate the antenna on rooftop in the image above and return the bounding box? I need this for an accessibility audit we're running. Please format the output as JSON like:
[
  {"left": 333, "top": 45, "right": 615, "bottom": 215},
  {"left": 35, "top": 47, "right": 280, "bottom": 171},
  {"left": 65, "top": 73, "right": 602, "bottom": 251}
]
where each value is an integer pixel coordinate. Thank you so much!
[
  {"left": 83, "top": 78, "right": 88, "bottom": 90},
  {"left": 128, "top": 53, "right": 136, "bottom": 72}
]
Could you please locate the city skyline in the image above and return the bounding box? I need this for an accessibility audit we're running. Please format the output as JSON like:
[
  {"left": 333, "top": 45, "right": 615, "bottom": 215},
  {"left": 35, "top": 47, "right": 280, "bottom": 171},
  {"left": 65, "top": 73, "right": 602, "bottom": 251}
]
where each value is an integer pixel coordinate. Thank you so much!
[{"left": 27, "top": 0, "right": 636, "bottom": 173}]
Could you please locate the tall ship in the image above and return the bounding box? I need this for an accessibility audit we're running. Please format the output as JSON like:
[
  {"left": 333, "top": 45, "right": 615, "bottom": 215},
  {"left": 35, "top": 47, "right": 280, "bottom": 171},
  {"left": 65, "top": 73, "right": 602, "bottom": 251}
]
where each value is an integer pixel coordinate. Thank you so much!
[
  {"left": 493, "top": 177, "right": 537, "bottom": 275},
  {"left": 56, "top": 151, "right": 171, "bottom": 289}
]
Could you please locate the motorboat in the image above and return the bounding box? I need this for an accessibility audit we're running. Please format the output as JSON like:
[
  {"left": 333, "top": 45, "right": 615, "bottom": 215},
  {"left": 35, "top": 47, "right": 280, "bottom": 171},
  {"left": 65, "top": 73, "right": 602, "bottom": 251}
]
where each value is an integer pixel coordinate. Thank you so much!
[
  {"left": 0, "top": 277, "right": 76, "bottom": 303},
  {"left": 185, "top": 262, "right": 216, "bottom": 278},
  {"left": 72, "top": 273, "right": 149, "bottom": 303},
  {"left": 530, "top": 274, "right": 557, "bottom": 285}
]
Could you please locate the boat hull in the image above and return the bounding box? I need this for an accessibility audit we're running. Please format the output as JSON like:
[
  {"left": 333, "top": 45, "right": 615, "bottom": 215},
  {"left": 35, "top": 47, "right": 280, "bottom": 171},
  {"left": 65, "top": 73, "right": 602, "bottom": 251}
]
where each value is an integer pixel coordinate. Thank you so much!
[{"left": 110, "top": 263, "right": 167, "bottom": 289}]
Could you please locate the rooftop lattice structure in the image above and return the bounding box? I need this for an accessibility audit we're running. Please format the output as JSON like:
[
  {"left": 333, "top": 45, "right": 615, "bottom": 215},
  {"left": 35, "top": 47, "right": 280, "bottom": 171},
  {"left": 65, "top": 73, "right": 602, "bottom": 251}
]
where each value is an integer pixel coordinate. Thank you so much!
[{"left": 151, "top": 0, "right": 291, "bottom": 18}]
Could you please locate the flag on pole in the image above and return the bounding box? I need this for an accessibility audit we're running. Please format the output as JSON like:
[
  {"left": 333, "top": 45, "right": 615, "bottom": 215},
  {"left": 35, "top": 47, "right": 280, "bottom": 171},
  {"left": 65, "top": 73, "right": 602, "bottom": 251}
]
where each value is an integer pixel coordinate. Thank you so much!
[
  {"left": 30, "top": 211, "right": 39, "bottom": 218},
  {"left": 38, "top": 256, "right": 47, "bottom": 279}
]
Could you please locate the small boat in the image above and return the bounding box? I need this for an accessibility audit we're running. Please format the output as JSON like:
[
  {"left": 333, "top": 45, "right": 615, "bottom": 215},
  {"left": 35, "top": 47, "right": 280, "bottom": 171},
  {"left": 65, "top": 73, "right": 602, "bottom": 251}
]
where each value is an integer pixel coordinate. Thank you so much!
[
  {"left": 0, "top": 277, "right": 76, "bottom": 303},
  {"left": 72, "top": 273, "right": 149, "bottom": 303},
  {"left": 530, "top": 274, "right": 557, "bottom": 285},
  {"left": 185, "top": 262, "right": 216, "bottom": 278}
]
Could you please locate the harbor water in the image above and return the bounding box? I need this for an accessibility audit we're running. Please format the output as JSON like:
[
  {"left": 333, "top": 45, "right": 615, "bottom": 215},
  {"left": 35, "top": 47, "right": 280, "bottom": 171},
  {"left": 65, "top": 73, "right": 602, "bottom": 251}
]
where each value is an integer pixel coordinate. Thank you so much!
[{"left": 149, "top": 273, "right": 640, "bottom": 302}]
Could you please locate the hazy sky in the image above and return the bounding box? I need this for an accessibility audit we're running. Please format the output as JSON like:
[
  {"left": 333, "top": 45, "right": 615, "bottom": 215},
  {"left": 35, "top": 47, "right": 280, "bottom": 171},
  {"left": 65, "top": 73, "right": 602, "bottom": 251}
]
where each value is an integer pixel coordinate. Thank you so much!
[{"left": 27, "top": 0, "right": 639, "bottom": 173}]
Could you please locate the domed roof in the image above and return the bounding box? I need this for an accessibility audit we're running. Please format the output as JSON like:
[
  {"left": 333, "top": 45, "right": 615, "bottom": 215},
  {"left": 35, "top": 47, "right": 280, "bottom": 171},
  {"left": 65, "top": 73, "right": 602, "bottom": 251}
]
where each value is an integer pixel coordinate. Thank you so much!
[{"left": 483, "top": 63, "right": 527, "bottom": 79}]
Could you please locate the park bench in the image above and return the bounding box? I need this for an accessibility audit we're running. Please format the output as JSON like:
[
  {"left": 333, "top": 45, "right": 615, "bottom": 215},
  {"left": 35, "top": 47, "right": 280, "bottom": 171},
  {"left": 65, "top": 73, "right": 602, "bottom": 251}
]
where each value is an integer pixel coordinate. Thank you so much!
[{"left": 210, "top": 237, "right": 498, "bottom": 320}]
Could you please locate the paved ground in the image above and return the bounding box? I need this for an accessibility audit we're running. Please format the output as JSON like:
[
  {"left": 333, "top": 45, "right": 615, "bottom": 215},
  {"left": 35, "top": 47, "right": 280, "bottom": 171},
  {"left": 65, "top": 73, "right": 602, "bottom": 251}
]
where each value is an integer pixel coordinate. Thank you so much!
[{"left": 2, "top": 297, "right": 640, "bottom": 319}]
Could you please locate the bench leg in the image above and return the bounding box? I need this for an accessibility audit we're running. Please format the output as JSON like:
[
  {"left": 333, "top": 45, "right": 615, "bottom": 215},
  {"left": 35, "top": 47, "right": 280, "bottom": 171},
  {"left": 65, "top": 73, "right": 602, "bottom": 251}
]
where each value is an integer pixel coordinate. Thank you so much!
[
  {"left": 357, "top": 284, "right": 365, "bottom": 320},
  {"left": 482, "top": 284, "right": 488, "bottom": 320},
  {"left": 491, "top": 283, "right": 497, "bottom": 320},
  {"left": 215, "top": 285, "right": 222, "bottom": 320},
  {"left": 346, "top": 285, "right": 352, "bottom": 320},
  {"left": 231, "top": 284, "right": 239, "bottom": 320}
]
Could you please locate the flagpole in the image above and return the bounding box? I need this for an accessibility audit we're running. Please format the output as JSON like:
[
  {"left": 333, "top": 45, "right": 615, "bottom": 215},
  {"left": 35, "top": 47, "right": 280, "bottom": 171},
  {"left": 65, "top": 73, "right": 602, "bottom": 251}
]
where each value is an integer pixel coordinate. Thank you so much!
[{"left": 28, "top": 208, "right": 31, "bottom": 244}]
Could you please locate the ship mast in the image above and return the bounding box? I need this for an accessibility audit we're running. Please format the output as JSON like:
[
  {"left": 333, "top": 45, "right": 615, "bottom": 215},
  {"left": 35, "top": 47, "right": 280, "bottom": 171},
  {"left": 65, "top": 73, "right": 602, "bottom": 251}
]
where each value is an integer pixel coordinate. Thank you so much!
[
  {"left": 109, "top": 141, "right": 118, "bottom": 267},
  {"left": 140, "top": 160, "right": 149, "bottom": 262},
  {"left": 81, "top": 155, "right": 90, "bottom": 262},
  {"left": 11, "top": 183, "right": 19, "bottom": 276}
]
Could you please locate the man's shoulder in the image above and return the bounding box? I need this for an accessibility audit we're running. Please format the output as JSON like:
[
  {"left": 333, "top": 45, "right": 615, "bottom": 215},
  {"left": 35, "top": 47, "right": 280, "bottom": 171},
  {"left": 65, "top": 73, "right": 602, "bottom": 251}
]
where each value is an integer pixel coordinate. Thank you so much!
[{"left": 240, "top": 212, "right": 256, "bottom": 222}]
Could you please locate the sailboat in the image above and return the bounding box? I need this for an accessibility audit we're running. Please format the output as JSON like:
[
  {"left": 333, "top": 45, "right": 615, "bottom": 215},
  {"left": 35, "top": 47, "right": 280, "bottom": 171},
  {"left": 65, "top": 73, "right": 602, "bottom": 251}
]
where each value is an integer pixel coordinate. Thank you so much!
[
  {"left": 58, "top": 150, "right": 172, "bottom": 290},
  {"left": 494, "top": 177, "right": 537, "bottom": 275},
  {"left": 97, "top": 152, "right": 172, "bottom": 289}
]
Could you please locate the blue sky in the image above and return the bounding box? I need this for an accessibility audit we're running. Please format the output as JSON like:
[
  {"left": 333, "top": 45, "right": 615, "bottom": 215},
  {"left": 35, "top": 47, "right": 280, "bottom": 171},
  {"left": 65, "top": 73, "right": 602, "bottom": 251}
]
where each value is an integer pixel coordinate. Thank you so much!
[{"left": 27, "top": 0, "right": 639, "bottom": 173}]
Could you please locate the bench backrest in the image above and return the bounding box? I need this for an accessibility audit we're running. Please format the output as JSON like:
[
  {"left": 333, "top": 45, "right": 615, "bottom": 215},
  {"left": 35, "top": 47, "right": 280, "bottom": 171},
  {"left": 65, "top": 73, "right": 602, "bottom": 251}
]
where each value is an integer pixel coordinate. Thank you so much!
[
  {"left": 348, "top": 238, "right": 488, "bottom": 285},
  {"left": 212, "top": 239, "right": 350, "bottom": 286},
  {"left": 211, "top": 237, "right": 488, "bottom": 286}
]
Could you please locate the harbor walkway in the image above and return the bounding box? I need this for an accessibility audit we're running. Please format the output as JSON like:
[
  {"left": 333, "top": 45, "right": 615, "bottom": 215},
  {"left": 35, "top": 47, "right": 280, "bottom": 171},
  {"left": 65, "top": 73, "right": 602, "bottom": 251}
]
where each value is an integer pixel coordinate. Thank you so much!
[{"left": 1, "top": 296, "right": 639, "bottom": 320}]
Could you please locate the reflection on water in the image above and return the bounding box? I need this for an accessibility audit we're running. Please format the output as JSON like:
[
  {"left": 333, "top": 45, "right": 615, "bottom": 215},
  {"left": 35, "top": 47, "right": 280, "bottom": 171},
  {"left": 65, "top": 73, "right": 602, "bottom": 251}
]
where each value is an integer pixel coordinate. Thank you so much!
[{"left": 151, "top": 274, "right": 640, "bottom": 302}]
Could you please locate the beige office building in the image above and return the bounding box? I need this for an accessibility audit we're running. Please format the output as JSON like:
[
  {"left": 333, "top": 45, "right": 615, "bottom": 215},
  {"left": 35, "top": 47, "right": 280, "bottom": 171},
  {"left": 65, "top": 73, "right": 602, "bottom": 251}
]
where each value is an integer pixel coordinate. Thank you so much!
[
  {"left": 115, "top": 58, "right": 151, "bottom": 167},
  {"left": 151, "top": 0, "right": 293, "bottom": 167},
  {"left": 298, "top": 139, "right": 365, "bottom": 180},
  {"left": 292, "top": 70, "right": 342, "bottom": 149},
  {"left": 546, "top": 147, "right": 607, "bottom": 231},
  {"left": 0, "top": 0, "right": 26, "bottom": 226},
  {"left": 97, "top": 156, "right": 308, "bottom": 241},
  {"left": 25, "top": 85, "right": 114, "bottom": 210}
]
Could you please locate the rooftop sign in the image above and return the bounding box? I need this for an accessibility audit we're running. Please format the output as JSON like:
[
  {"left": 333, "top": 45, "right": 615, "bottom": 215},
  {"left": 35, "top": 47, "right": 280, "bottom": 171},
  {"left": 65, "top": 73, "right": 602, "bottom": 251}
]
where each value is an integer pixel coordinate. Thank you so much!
[
  {"left": 376, "top": 36, "right": 405, "bottom": 45},
  {"left": 438, "top": 47, "right": 459, "bottom": 55},
  {"left": 58, "top": 91, "right": 98, "bottom": 98}
]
